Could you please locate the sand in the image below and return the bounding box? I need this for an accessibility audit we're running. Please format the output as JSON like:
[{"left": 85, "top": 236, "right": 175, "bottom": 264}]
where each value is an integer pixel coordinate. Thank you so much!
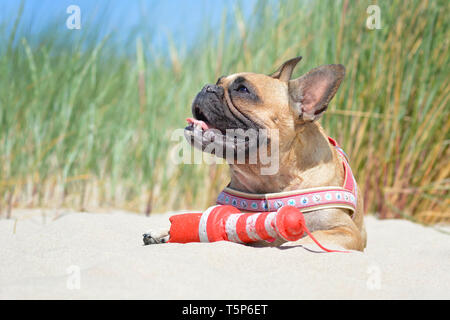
[{"left": 0, "top": 209, "right": 449, "bottom": 299}]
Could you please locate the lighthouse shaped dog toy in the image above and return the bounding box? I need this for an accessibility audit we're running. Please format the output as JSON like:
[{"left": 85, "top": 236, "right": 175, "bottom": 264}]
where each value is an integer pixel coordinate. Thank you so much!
[{"left": 167, "top": 205, "right": 347, "bottom": 252}]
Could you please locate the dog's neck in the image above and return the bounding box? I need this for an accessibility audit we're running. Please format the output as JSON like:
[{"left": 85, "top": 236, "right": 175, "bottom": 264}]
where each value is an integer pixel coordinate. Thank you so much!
[{"left": 228, "top": 122, "right": 343, "bottom": 194}]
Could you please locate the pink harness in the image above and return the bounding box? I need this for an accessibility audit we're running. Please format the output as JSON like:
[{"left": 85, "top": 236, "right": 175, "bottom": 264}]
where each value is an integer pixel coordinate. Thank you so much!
[{"left": 217, "top": 137, "right": 358, "bottom": 217}]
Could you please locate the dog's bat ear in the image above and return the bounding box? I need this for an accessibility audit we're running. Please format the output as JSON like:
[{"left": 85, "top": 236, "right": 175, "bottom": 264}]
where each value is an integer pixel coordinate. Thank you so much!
[
  {"left": 289, "top": 64, "right": 345, "bottom": 121},
  {"left": 270, "top": 56, "right": 302, "bottom": 82}
]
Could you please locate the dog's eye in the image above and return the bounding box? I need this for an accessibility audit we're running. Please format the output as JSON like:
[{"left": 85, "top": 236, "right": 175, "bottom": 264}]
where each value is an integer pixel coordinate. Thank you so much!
[{"left": 236, "top": 85, "right": 249, "bottom": 93}]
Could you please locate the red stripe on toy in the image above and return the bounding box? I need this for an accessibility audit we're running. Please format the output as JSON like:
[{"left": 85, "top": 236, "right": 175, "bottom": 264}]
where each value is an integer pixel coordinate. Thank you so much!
[
  {"left": 235, "top": 212, "right": 255, "bottom": 243},
  {"left": 255, "top": 212, "right": 274, "bottom": 241}
]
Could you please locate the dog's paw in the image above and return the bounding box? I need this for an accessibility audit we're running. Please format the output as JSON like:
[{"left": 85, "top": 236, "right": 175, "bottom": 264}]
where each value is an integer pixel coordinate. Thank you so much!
[{"left": 142, "top": 229, "right": 170, "bottom": 245}]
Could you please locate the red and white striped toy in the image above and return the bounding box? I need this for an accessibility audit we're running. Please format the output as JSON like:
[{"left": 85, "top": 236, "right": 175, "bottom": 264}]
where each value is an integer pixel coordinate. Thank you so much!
[{"left": 168, "top": 205, "right": 347, "bottom": 252}]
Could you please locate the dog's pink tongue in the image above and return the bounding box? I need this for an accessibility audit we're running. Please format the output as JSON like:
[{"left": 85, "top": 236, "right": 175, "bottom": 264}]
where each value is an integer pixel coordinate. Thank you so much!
[{"left": 186, "top": 118, "right": 209, "bottom": 130}]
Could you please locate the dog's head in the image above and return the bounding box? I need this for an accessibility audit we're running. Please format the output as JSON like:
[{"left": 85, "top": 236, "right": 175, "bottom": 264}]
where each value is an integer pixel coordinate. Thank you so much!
[{"left": 184, "top": 56, "right": 345, "bottom": 160}]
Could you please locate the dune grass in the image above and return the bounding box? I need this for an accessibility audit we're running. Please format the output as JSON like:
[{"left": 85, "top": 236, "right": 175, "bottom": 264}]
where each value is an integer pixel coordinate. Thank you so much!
[{"left": 0, "top": 0, "right": 448, "bottom": 223}]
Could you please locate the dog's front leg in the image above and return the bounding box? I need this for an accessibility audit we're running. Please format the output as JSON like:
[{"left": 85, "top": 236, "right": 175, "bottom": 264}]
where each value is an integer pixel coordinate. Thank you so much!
[{"left": 143, "top": 228, "right": 170, "bottom": 245}]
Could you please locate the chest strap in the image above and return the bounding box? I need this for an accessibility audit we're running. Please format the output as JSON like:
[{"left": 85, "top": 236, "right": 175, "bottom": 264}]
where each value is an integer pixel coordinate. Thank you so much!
[{"left": 216, "top": 137, "right": 358, "bottom": 217}]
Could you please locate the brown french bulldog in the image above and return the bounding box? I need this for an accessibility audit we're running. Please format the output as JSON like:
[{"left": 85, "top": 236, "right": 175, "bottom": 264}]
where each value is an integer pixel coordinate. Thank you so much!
[{"left": 144, "top": 56, "right": 367, "bottom": 251}]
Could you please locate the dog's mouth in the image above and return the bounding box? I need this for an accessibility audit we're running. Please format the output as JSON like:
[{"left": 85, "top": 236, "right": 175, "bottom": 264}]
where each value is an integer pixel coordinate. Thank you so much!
[
  {"left": 184, "top": 116, "right": 258, "bottom": 158},
  {"left": 184, "top": 116, "right": 221, "bottom": 149},
  {"left": 183, "top": 97, "right": 263, "bottom": 159}
]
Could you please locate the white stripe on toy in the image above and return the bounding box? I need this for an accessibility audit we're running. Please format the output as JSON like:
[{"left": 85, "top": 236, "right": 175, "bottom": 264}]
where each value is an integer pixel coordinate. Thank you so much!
[
  {"left": 245, "top": 213, "right": 262, "bottom": 241},
  {"left": 225, "top": 214, "right": 243, "bottom": 243},
  {"left": 198, "top": 205, "right": 218, "bottom": 242},
  {"left": 264, "top": 212, "right": 278, "bottom": 239}
]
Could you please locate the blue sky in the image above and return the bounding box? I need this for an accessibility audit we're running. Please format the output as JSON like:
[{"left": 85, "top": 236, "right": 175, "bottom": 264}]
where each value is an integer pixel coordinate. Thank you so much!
[{"left": 0, "top": 0, "right": 256, "bottom": 49}]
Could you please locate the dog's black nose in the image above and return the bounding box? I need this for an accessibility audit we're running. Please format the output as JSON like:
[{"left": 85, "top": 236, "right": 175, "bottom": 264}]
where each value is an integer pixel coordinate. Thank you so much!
[{"left": 202, "top": 84, "right": 224, "bottom": 99}]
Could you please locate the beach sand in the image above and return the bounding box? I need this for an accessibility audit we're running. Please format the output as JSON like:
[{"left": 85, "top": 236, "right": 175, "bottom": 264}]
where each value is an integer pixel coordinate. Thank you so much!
[{"left": 1, "top": 209, "right": 449, "bottom": 299}]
